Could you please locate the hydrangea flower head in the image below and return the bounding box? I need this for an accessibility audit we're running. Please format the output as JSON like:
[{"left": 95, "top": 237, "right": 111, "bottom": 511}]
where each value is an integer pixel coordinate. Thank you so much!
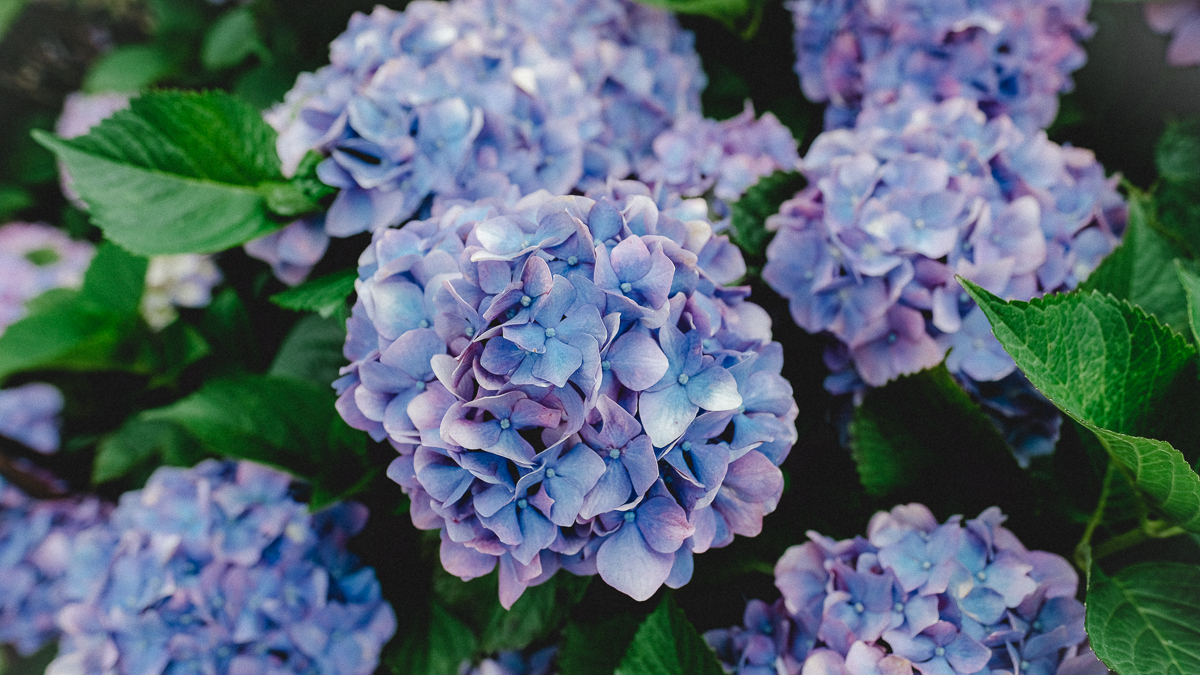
[
  {"left": 460, "top": 647, "right": 557, "bottom": 675},
  {"left": 761, "top": 96, "right": 1125, "bottom": 464},
  {"left": 789, "top": 0, "right": 1093, "bottom": 131},
  {"left": 263, "top": 0, "right": 703, "bottom": 257},
  {"left": 0, "top": 383, "right": 66, "bottom": 454},
  {"left": 705, "top": 503, "right": 1107, "bottom": 675},
  {"left": 338, "top": 179, "right": 798, "bottom": 605},
  {"left": 1145, "top": 1, "right": 1200, "bottom": 67},
  {"left": 140, "top": 254, "right": 223, "bottom": 330},
  {"left": 0, "top": 474, "right": 113, "bottom": 656},
  {"left": 0, "top": 222, "right": 95, "bottom": 331},
  {"left": 48, "top": 460, "right": 396, "bottom": 675}
]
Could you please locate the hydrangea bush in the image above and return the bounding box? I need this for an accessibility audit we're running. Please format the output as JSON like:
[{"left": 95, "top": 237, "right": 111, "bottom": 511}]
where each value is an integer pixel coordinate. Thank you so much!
[
  {"left": 338, "top": 179, "right": 797, "bottom": 604},
  {"left": 47, "top": 460, "right": 396, "bottom": 675},
  {"left": 705, "top": 503, "right": 1106, "bottom": 675}
]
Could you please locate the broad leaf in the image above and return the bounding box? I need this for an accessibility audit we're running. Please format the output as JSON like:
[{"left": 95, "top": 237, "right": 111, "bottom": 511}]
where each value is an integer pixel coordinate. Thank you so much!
[
  {"left": 962, "top": 281, "right": 1195, "bottom": 438},
  {"left": 1086, "top": 562, "right": 1200, "bottom": 675},
  {"left": 201, "top": 8, "right": 264, "bottom": 71},
  {"left": 1155, "top": 118, "right": 1200, "bottom": 258},
  {"left": 93, "top": 417, "right": 205, "bottom": 485},
  {"left": 849, "top": 365, "right": 1027, "bottom": 505},
  {"left": 1088, "top": 427, "right": 1200, "bottom": 533},
  {"left": 1082, "top": 190, "right": 1193, "bottom": 338},
  {"left": 0, "top": 0, "right": 25, "bottom": 39},
  {"left": 386, "top": 603, "right": 477, "bottom": 675},
  {"left": 270, "top": 268, "right": 357, "bottom": 320},
  {"left": 0, "top": 292, "right": 138, "bottom": 381},
  {"left": 32, "top": 91, "right": 287, "bottom": 255},
  {"left": 615, "top": 596, "right": 725, "bottom": 675},
  {"left": 83, "top": 45, "right": 175, "bottom": 93},
  {"left": 269, "top": 314, "right": 347, "bottom": 388},
  {"left": 78, "top": 242, "right": 148, "bottom": 314},
  {"left": 558, "top": 615, "right": 643, "bottom": 675},
  {"left": 728, "top": 170, "right": 804, "bottom": 266},
  {"left": 1177, "top": 260, "right": 1200, "bottom": 346}
]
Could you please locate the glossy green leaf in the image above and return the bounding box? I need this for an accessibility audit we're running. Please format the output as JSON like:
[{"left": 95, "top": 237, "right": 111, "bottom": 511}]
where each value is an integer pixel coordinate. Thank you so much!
[
  {"left": 32, "top": 91, "right": 285, "bottom": 255},
  {"left": 1177, "top": 260, "right": 1200, "bottom": 346},
  {"left": 1082, "top": 190, "right": 1193, "bottom": 338},
  {"left": 728, "top": 170, "right": 804, "bottom": 266},
  {"left": 386, "top": 603, "right": 477, "bottom": 675},
  {"left": 0, "top": 0, "right": 25, "bottom": 39},
  {"left": 269, "top": 314, "right": 347, "bottom": 388},
  {"left": 93, "top": 417, "right": 204, "bottom": 485},
  {"left": 558, "top": 615, "right": 643, "bottom": 675},
  {"left": 270, "top": 268, "right": 356, "bottom": 320},
  {"left": 201, "top": 8, "right": 264, "bottom": 71},
  {"left": 83, "top": 45, "right": 176, "bottom": 93},
  {"left": 0, "top": 184, "right": 32, "bottom": 220},
  {"left": 1088, "top": 427, "right": 1200, "bottom": 533},
  {"left": 1086, "top": 562, "right": 1200, "bottom": 675},
  {"left": 615, "top": 596, "right": 725, "bottom": 675},
  {"left": 78, "top": 242, "right": 148, "bottom": 314}
]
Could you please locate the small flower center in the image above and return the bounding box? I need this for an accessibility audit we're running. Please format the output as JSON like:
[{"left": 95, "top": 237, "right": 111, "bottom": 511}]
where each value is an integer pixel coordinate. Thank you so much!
[
  {"left": 976, "top": 571, "right": 987, "bottom": 582},
  {"left": 854, "top": 602, "right": 865, "bottom": 613},
  {"left": 804, "top": 270, "right": 814, "bottom": 280},
  {"left": 609, "top": 448, "right": 621, "bottom": 459},
  {"left": 1032, "top": 621, "right": 1043, "bottom": 631},
  {"left": 517, "top": 498, "right": 528, "bottom": 509},
  {"left": 620, "top": 282, "right": 632, "bottom": 293},
  {"left": 677, "top": 373, "right": 689, "bottom": 385},
  {"left": 499, "top": 419, "right": 511, "bottom": 430},
  {"left": 972, "top": 338, "right": 986, "bottom": 350},
  {"left": 681, "top": 441, "right": 692, "bottom": 451},
  {"left": 894, "top": 602, "right": 904, "bottom": 613},
  {"left": 520, "top": 295, "right": 533, "bottom": 307},
  {"left": 546, "top": 468, "right": 557, "bottom": 478},
  {"left": 934, "top": 647, "right": 945, "bottom": 657},
  {"left": 567, "top": 256, "right": 579, "bottom": 266},
  {"left": 415, "top": 381, "right": 426, "bottom": 390},
  {"left": 545, "top": 327, "right": 557, "bottom": 338},
  {"left": 507, "top": 308, "right": 518, "bottom": 320},
  {"left": 419, "top": 319, "right": 430, "bottom": 328},
  {"left": 958, "top": 161, "right": 968, "bottom": 171},
  {"left": 959, "top": 292, "right": 970, "bottom": 303},
  {"left": 886, "top": 332, "right": 898, "bottom": 344},
  {"left": 914, "top": 218, "right": 926, "bottom": 229},
  {"left": 465, "top": 326, "right": 476, "bottom": 337},
  {"left": 601, "top": 360, "right": 611, "bottom": 370},
  {"left": 922, "top": 561, "right": 932, "bottom": 570},
  {"left": 1020, "top": 661, "right": 1031, "bottom": 671}
]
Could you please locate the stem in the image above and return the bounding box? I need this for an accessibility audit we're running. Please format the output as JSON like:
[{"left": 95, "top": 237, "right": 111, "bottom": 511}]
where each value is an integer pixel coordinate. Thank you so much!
[
  {"left": 1074, "top": 462, "right": 1115, "bottom": 570},
  {"left": 1091, "top": 521, "right": 1187, "bottom": 562}
]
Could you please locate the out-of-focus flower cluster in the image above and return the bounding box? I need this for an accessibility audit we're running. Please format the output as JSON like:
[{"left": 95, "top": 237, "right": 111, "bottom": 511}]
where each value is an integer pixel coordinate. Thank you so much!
[
  {"left": 705, "top": 503, "right": 1107, "bottom": 675},
  {"left": 460, "top": 647, "right": 558, "bottom": 675},
  {"left": 337, "top": 179, "right": 797, "bottom": 605},
  {"left": 140, "top": 254, "right": 224, "bottom": 331},
  {"left": 55, "top": 92, "right": 133, "bottom": 209},
  {"left": 47, "top": 460, "right": 396, "bottom": 675},
  {"left": 1144, "top": 1, "right": 1200, "bottom": 67},
  {"left": 789, "top": 0, "right": 1093, "bottom": 132},
  {"left": 256, "top": 0, "right": 705, "bottom": 283},
  {"left": 0, "top": 222, "right": 95, "bottom": 454},
  {"left": 0, "top": 474, "right": 112, "bottom": 656},
  {"left": 761, "top": 96, "right": 1124, "bottom": 464}
]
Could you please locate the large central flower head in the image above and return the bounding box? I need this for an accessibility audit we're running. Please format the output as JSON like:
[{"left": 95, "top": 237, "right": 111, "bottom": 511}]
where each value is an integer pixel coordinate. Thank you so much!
[
  {"left": 48, "top": 461, "right": 396, "bottom": 675},
  {"left": 337, "top": 179, "right": 798, "bottom": 605},
  {"left": 789, "top": 0, "right": 1094, "bottom": 131},
  {"left": 761, "top": 95, "right": 1125, "bottom": 465}
]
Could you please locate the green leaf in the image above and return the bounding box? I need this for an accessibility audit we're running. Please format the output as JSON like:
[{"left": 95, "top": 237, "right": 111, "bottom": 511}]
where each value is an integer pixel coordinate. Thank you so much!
[
  {"left": 1177, "top": 260, "right": 1200, "bottom": 346},
  {"left": 140, "top": 375, "right": 371, "bottom": 504},
  {"left": 0, "top": 0, "right": 25, "bottom": 39},
  {"left": 728, "top": 171, "right": 804, "bottom": 268},
  {"left": 270, "top": 268, "right": 356, "bottom": 320},
  {"left": 201, "top": 8, "right": 264, "bottom": 71},
  {"left": 83, "top": 45, "right": 176, "bottom": 93},
  {"left": 1087, "top": 427, "right": 1200, "bottom": 533},
  {"left": 1155, "top": 117, "right": 1200, "bottom": 258},
  {"left": 0, "top": 184, "right": 32, "bottom": 220},
  {"left": 1086, "top": 562, "right": 1200, "bottom": 675},
  {"left": 1081, "top": 190, "right": 1193, "bottom": 338},
  {"left": 32, "top": 91, "right": 286, "bottom": 255},
  {"left": 1157, "top": 118, "right": 1200, "bottom": 185},
  {"left": 78, "top": 242, "right": 148, "bottom": 314},
  {"left": 269, "top": 314, "right": 347, "bottom": 387},
  {"left": 962, "top": 281, "right": 1195, "bottom": 437},
  {"left": 849, "top": 364, "right": 1024, "bottom": 496},
  {"left": 615, "top": 596, "right": 725, "bottom": 675},
  {"left": 0, "top": 292, "right": 135, "bottom": 381},
  {"left": 558, "top": 615, "right": 643, "bottom": 675},
  {"left": 386, "top": 603, "right": 477, "bottom": 675},
  {"left": 635, "top": 0, "right": 763, "bottom": 36},
  {"left": 93, "top": 417, "right": 204, "bottom": 485}
]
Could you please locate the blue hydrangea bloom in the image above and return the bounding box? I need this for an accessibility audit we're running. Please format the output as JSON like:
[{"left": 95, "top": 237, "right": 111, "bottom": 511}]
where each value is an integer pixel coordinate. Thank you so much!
[
  {"left": 0, "top": 383, "right": 66, "bottom": 454},
  {"left": 338, "top": 180, "right": 798, "bottom": 606},
  {"left": 256, "top": 0, "right": 704, "bottom": 284},
  {"left": 460, "top": 646, "right": 557, "bottom": 675},
  {"left": 48, "top": 460, "right": 396, "bottom": 675},
  {"left": 789, "top": 0, "right": 1094, "bottom": 132},
  {"left": 761, "top": 96, "right": 1125, "bottom": 465},
  {"left": 705, "top": 503, "right": 1107, "bottom": 675},
  {"left": 0, "top": 473, "right": 113, "bottom": 656}
]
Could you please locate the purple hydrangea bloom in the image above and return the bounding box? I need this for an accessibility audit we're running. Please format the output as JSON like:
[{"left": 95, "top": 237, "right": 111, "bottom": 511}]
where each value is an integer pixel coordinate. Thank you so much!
[
  {"left": 637, "top": 104, "right": 801, "bottom": 202},
  {"left": 264, "top": 0, "right": 703, "bottom": 251},
  {"left": 761, "top": 96, "right": 1125, "bottom": 464},
  {"left": 0, "top": 222, "right": 95, "bottom": 332},
  {"left": 244, "top": 218, "right": 331, "bottom": 286},
  {"left": 460, "top": 646, "right": 557, "bottom": 675},
  {"left": 789, "top": 0, "right": 1093, "bottom": 132},
  {"left": 1145, "top": 1, "right": 1200, "bottom": 67},
  {"left": 0, "top": 474, "right": 113, "bottom": 656},
  {"left": 339, "top": 180, "right": 797, "bottom": 606},
  {"left": 706, "top": 503, "right": 1107, "bottom": 675},
  {"left": 48, "top": 460, "right": 397, "bottom": 675},
  {"left": 0, "top": 383, "right": 65, "bottom": 454}
]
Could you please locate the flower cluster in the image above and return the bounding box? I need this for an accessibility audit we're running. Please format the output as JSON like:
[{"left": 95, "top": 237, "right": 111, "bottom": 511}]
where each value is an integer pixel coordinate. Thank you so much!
[
  {"left": 705, "top": 503, "right": 1106, "bottom": 675},
  {"left": 760, "top": 96, "right": 1124, "bottom": 463},
  {"left": 337, "top": 179, "right": 797, "bottom": 605},
  {"left": 1144, "top": 1, "right": 1200, "bottom": 67},
  {"left": 460, "top": 647, "right": 558, "bottom": 675},
  {"left": 789, "top": 0, "right": 1093, "bottom": 132},
  {"left": 140, "top": 254, "right": 224, "bottom": 330},
  {"left": 48, "top": 460, "right": 397, "bottom": 675},
  {"left": 636, "top": 104, "right": 801, "bottom": 203},
  {"left": 257, "top": 0, "right": 704, "bottom": 284},
  {"left": 0, "top": 474, "right": 112, "bottom": 656},
  {"left": 0, "top": 222, "right": 95, "bottom": 453}
]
